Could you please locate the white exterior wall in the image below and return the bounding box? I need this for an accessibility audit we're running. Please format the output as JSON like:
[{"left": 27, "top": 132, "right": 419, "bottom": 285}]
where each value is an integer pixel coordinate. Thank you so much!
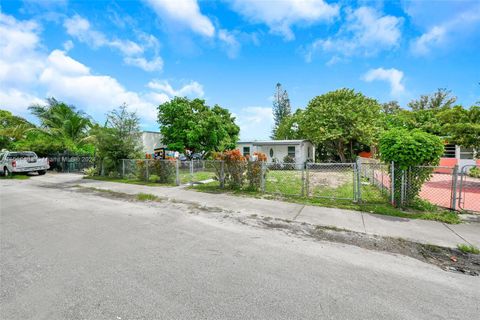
[
  {"left": 236, "top": 141, "right": 315, "bottom": 163},
  {"left": 141, "top": 132, "right": 165, "bottom": 154}
]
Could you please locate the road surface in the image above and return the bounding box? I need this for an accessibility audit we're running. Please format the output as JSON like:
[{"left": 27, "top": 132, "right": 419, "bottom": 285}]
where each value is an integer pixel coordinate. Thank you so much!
[{"left": 1, "top": 174, "right": 479, "bottom": 319}]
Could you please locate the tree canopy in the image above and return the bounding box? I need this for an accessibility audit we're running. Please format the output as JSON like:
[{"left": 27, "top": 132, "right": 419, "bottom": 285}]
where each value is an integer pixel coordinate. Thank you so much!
[
  {"left": 91, "top": 104, "right": 142, "bottom": 173},
  {"left": 157, "top": 97, "right": 239, "bottom": 158},
  {"left": 301, "top": 88, "right": 381, "bottom": 162},
  {"left": 271, "top": 83, "right": 291, "bottom": 139}
]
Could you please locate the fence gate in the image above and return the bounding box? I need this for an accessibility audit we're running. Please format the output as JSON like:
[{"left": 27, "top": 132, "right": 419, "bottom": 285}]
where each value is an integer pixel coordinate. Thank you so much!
[
  {"left": 306, "top": 163, "right": 356, "bottom": 201},
  {"left": 49, "top": 154, "right": 94, "bottom": 173},
  {"left": 458, "top": 165, "right": 480, "bottom": 213}
]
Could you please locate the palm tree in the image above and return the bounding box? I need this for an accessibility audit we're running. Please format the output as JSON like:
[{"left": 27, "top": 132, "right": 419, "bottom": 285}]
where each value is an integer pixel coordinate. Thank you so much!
[{"left": 29, "top": 98, "right": 92, "bottom": 144}]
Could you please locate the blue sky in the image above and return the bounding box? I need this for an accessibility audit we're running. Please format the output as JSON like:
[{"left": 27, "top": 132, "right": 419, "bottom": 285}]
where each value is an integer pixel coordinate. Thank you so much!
[{"left": 1, "top": 0, "right": 479, "bottom": 140}]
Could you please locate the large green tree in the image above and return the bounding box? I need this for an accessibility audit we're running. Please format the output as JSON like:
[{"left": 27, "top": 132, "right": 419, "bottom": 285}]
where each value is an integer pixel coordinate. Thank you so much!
[
  {"left": 91, "top": 104, "right": 142, "bottom": 173},
  {"left": 273, "top": 109, "right": 304, "bottom": 140},
  {"left": 157, "top": 97, "right": 239, "bottom": 158},
  {"left": 0, "top": 110, "right": 34, "bottom": 150},
  {"left": 437, "top": 105, "right": 480, "bottom": 149},
  {"left": 302, "top": 88, "right": 381, "bottom": 162},
  {"left": 271, "top": 83, "right": 291, "bottom": 139},
  {"left": 407, "top": 88, "right": 457, "bottom": 111}
]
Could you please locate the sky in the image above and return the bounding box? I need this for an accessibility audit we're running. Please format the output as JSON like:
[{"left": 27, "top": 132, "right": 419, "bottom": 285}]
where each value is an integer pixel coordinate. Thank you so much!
[{"left": 1, "top": 0, "right": 479, "bottom": 140}]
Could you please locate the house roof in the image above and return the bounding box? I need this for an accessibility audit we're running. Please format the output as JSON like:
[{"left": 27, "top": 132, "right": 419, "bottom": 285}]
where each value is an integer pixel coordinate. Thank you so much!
[{"left": 238, "top": 140, "right": 310, "bottom": 146}]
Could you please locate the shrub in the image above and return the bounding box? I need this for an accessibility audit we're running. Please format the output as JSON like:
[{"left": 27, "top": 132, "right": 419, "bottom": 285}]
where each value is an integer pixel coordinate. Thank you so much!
[
  {"left": 136, "top": 160, "right": 147, "bottom": 180},
  {"left": 83, "top": 166, "right": 97, "bottom": 177},
  {"left": 148, "top": 174, "right": 160, "bottom": 183},
  {"left": 379, "top": 128, "right": 444, "bottom": 207},
  {"left": 150, "top": 159, "right": 176, "bottom": 184},
  {"left": 468, "top": 167, "right": 480, "bottom": 178},
  {"left": 283, "top": 155, "right": 295, "bottom": 163},
  {"left": 246, "top": 152, "right": 267, "bottom": 191},
  {"left": 214, "top": 149, "right": 247, "bottom": 189}
]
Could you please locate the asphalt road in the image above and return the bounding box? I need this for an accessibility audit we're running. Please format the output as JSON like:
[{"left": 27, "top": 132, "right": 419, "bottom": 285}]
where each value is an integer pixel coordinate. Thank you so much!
[{"left": 1, "top": 175, "right": 479, "bottom": 320}]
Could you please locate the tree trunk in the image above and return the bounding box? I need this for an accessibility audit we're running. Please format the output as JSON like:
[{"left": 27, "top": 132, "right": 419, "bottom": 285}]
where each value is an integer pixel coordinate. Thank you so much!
[{"left": 336, "top": 140, "right": 346, "bottom": 163}]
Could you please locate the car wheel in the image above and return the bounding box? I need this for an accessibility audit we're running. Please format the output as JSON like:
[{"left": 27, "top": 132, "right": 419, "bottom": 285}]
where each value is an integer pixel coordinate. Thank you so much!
[
  {"left": 4, "top": 167, "right": 10, "bottom": 177},
  {"left": 37, "top": 170, "right": 46, "bottom": 175}
]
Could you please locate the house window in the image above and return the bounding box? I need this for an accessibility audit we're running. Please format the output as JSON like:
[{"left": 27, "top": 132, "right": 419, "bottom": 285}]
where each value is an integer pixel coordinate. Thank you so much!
[
  {"left": 443, "top": 144, "right": 456, "bottom": 158},
  {"left": 243, "top": 146, "right": 250, "bottom": 157},
  {"left": 269, "top": 148, "right": 274, "bottom": 157},
  {"left": 307, "top": 146, "right": 311, "bottom": 158},
  {"left": 287, "top": 146, "right": 295, "bottom": 158}
]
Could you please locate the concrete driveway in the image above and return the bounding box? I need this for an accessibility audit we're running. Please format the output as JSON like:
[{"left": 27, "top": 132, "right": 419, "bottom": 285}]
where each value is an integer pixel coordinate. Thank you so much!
[{"left": 1, "top": 174, "right": 479, "bottom": 319}]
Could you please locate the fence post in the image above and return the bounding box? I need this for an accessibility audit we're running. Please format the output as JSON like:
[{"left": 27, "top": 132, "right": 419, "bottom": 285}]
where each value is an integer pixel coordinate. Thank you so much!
[
  {"left": 305, "top": 163, "right": 310, "bottom": 197},
  {"left": 301, "top": 162, "right": 305, "bottom": 197},
  {"left": 145, "top": 159, "right": 149, "bottom": 182},
  {"left": 220, "top": 161, "right": 225, "bottom": 188},
  {"left": 122, "top": 159, "right": 125, "bottom": 178},
  {"left": 190, "top": 160, "right": 193, "bottom": 184},
  {"left": 175, "top": 159, "right": 180, "bottom": 186},
  {"left": 451, "top": 165, "right": 458, "bottom": 210},
  {"left": 355, "top": 160, "right": 361, "bottom": 202},
  {"left": 390, "top": 161, "right": 395, "bottom": 206},
  {"left": 260, "top": 162, "right": 266, "bottom": 193},
  {"left": 400, "top": 169, "right": 405, "bottom": 207}
]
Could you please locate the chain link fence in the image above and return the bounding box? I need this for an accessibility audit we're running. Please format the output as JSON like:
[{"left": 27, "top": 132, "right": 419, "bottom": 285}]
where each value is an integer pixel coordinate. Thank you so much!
[
  {"left": 306, "top": 163, "right": 356, "bottom": 200},
  {"left": 357, "top": 158, "right": 392, "bottom": 204},
  {"left": 92, "top": 158, "right": 479, "bottom": 213},
  {"left": 458, "top": 165, "right": 480, "bottom": 212},
  {"left": 265, "top": 162, "right": 305, "bottom": 196},
  {"left": 48, "top": 154, "right": 94, "bottom": 173}
]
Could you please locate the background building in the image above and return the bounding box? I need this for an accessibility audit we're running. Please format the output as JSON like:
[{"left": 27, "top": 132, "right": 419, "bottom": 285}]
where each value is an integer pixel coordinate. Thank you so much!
[{"left": 236, "top": 140, "right": 315, "bottom": 163}]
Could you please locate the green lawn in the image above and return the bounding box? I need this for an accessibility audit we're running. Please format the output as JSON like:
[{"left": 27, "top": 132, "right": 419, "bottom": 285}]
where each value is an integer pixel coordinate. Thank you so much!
[
  {"left": 265, "top": 170, "right": 303, "bottom": 195},
  {"left": 0, "top": 174, "right": 30, "bottom": 180},
  {"left": 179, "top": 170, "right": 217, "bottom": 184}
]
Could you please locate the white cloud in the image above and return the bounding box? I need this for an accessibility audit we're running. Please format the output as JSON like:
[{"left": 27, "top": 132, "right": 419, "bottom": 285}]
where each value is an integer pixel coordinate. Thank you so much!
[
  {"left": 410, "top": 26, "right": 445, "bottom": 56},
  {"left": 410, "top": 5, "right": 480, "bottom": 56},
  {"left": 144, "top": 0, "right": 215, "bottom": 37},
  {"left": 305, "top": 6, "right": 403, "bottom": 62},
  {"left": 63, "top": 14, "right": 163, "bottom": 72},
  {"left": 63, "top": 39, "right": 74, "bottom": 51},
  {"left": 229, "top": 0, "right": 339, "bottom": 40},
  {"left": 0, "top": 13, "right": 203, "bottom": 128},
  {"left": 124, "top": 57, "right": 164, "bottom": 72},
  {"left": 0, "top": 12, "right": 45, "bottom": 110},
  {"left": 147, "top": 80, "right": 204, "bottom": 98},
  {"left": 218, "top": 29, "right": 240, "bottom": 59},
  {"left": 0, "top": 89, "right": 45, "bottom": 114},
  {"left": 363, "top": 68, "right": 405, "bottom": 95},
  {"left": 235, "top": 107, "right": 273, "bottom": 140}
]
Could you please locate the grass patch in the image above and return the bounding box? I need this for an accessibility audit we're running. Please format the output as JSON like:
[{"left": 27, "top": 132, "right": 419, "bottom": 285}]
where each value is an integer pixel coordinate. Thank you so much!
[
  {"left": 136, "top": 193, "right": 161, "bottom": 202},
  {"left": 0, "top": 174, "right": 30, "bottom": 180},
  {"left": 265, "top": 170, "right": 303, "bottom": 195},
  {"left": 178, "top": 170, "right": 217, "bottom": 184},
  {"left": 457, "top": 244, "right": 480, "bottom": 254}
]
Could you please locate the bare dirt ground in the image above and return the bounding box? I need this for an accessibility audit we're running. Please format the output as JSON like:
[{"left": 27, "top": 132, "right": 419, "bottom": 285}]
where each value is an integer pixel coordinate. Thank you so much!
[{"left": 308, "top": 171, "right": 352, "bottom": 189}]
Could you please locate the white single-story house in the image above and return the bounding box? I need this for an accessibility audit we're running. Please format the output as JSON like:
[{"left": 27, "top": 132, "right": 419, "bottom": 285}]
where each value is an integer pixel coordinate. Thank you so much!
[
  {"left": 141, "top": 131, "right": 165, "bottom": 154},
  {"left": 236, "top": 140, "right": 315, "bottom": 163}
]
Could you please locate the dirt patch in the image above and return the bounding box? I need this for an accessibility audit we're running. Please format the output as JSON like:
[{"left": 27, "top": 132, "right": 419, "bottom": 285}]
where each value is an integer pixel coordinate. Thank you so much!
[
  {"left": 308, "top": 171, "right": 351, "bottom": 189},
  {"left": 245, "top": 217, "right": 480, "bottom": 276}
]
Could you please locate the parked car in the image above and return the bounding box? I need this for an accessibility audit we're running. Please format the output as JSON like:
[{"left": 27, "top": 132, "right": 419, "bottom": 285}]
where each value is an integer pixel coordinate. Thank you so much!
[{"left": 0, "top": 151, "right": 50, "bottom": 176}]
